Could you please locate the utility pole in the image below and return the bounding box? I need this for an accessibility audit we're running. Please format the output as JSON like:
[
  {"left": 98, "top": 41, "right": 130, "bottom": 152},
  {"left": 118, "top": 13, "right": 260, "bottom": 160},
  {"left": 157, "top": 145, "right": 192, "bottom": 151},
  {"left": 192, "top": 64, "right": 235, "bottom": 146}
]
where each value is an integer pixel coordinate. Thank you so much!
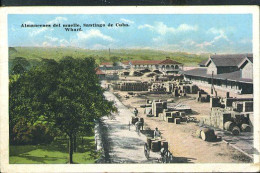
[
  {"left": 211, "top": 71, "right": 217, "bottom": 97},
  {"left": 109, "top": 48, "right": 110, "bottom": 59}
]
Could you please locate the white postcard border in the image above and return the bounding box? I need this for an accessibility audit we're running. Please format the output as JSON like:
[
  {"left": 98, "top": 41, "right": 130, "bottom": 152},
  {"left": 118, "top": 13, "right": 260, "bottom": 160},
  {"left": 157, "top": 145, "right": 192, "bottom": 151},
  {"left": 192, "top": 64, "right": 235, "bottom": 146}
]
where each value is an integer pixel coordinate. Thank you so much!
[{"left": 0, "top": 6, "right": 259, "bottom": 172}]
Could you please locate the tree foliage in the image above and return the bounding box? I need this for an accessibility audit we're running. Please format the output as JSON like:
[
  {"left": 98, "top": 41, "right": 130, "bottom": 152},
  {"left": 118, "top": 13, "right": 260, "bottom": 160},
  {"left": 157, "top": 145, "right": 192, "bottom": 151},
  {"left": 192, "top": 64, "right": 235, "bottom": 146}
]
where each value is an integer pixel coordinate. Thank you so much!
[
  {"left": 10, "top": 57, "right": 30, "bottom": 75},
  {"left": 9, "top": 57, "right": 116, "bottom": 163}
]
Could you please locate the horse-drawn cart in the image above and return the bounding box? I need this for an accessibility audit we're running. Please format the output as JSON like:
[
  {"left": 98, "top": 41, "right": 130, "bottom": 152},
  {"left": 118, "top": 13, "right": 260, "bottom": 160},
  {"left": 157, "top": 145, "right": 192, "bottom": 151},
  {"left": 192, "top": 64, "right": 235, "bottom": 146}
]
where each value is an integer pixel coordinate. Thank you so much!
[
  {"left": 144, "top": 137, "right": 173, "bottom": 163},
  {"left": 131, "top": 116, "right": 144, "bottom": 131}
]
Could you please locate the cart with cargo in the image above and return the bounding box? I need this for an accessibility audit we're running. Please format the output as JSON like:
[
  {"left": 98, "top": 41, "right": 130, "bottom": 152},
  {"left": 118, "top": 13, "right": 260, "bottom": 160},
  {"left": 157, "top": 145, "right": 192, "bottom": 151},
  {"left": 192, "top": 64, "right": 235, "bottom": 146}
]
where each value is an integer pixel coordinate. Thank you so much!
[{"left": 144, "top": 137, "right": 172, "bottom": 163}]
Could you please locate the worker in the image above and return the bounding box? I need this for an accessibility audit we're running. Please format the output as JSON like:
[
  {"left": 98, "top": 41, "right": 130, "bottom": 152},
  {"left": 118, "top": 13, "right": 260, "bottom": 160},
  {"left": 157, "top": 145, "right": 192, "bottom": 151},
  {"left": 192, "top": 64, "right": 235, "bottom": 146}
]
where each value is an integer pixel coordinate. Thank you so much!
[
  {"left": 133, "top": 108, "right": 138, "bottom": 117},
  {"left": 140, "top": 118, "right": 144, "bottom": 130},
  {"left": 154, "top": 127, "right": 161, "bottom": 139},
  {"left": 135, "top": 120, "right": 142, "bottom": 135}
]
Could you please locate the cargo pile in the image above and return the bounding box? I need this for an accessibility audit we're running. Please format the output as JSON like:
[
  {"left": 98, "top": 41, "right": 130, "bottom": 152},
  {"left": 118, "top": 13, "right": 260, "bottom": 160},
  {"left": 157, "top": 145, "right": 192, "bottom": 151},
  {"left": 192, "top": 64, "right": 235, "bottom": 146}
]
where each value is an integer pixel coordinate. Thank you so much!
[
  {"left": 196, "top": 90, "right": 210, "bottom": 102},
  {"left": 203, "top": 92, "right": 254, "bottom": 136},
  {"left": 159, "top": 110, "right": 186, "bottom": 124},
  {"left": 113, "top": 81, "right": 151, "bottom": 91},
  {"left": 196, "top": 128, "right": 217, "bottom": 141}
]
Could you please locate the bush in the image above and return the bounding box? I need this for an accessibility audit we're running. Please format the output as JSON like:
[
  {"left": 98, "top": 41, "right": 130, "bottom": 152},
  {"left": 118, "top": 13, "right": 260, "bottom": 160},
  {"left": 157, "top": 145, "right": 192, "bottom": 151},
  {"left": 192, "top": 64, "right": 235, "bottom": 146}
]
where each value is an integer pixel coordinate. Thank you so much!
[
  {"left": 29, "top": 124, "right": 54, "bottom": 145},
  {"left": 11, "top": 119, "right": 54, "bottom": 145}
]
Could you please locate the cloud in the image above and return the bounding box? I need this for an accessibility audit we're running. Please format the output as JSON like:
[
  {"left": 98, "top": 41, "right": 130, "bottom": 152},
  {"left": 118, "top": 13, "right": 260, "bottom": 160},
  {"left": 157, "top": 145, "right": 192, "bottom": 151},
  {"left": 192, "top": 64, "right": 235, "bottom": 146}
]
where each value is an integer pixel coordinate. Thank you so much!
[
  {"left": 195, "top": 41, "right": 213, "bottom": 49},
  {"left": 92, "top": 44, "right": 108, "bottom": 49},
  {"left": 59, "top": 39, "right": 70, "bottom": 47},
  {"left": 138, "top": 24, "right": 153, "bottom": 30},
  {"left": 45, "top": 36, "right": 59, "bottom": 42},
  {"left": 48, "top": 17, "right": 67, "bottom": 25},
  {"left": 30, "top": 28, "right": 49, "bottom": 37},
  {"left": 180, "top": 39, "right": 196, "bottom": 46},
  {"left": 239, "top": 38, "right": 252, "bottom": 44},
  {"left": 30, "top": 17, "right": 67, "bottom": 36},
  {"left": 152, "top": 36, "right": 164, "bottom": 43},
  {"left": 11, "top": 26, "right": 16, "bottom": 31},
  {"left": 207, "top": 28, "right": 229, "bottom": 41},
  {"left": 120, "top": 18, "right": 134, "bottom": 24},
  {"left": 42, "top": 35, "right": 70, "bottom": 47},
  {"left": 42, "top": 41, "right": 52, "bottom": 47},
  {"left": 77, "top": 29, "right": 114, "bottom": 42},
  {"left": 192, "top": 27, "right": 232, "bottom": 49},
  {"left": 138, "top": 22, "right": 198, "bottom": 35},
  {"left": 24, "top": 21, "right": 34, "bottom": 25}
]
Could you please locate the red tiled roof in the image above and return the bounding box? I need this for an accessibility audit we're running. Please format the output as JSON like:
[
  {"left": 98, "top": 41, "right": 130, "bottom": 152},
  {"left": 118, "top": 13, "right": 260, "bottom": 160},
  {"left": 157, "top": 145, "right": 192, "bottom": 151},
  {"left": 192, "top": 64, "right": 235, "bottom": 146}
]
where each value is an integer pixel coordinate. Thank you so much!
[
  {"left": 121, "top": 61, "right": 130, "bottom": 65},
  {"left": 130, "top": 60, "right": 163, "bottom": 65},
  {"left": 95, "top": 68, "right": 105, "bottom": 75},
  {"left": 123, "top": 59, "right": 182, "bottom": 65},
  {"left": 100, "top": 62, "right": 112, "bottom": 66},
  {"left": 159, "top": 59, "right": 182, "bottom": 65}
]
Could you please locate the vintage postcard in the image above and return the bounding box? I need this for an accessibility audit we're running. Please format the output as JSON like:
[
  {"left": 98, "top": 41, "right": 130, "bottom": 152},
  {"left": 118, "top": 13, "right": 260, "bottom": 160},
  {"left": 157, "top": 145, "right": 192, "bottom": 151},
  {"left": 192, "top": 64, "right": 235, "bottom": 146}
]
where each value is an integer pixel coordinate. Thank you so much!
[{"left": 0, "top": 6, "right": 259, "bottom": 172}]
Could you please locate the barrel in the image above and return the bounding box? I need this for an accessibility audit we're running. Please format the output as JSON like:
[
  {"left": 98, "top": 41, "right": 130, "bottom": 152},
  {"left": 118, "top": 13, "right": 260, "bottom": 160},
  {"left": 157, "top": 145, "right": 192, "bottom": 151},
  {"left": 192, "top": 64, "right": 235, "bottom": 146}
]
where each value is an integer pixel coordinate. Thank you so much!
[
  {"left": 175, "top": 118, "right": 181, "bottom": 124},
  {"left": 151, "top": 141, "right": 160, "bottom": 152},
  {"left": 162, "top": 141, "right": 168, "bottom": 150},
  {"left": 232, "top": 126, "right": 240, "bottom": 135},
  {"left": 158, "top": 140, "right": 161, "bottom": 150},
  {"left": 147, "top": 137, "right": 152, "bottom": 149},
  {"left": 241, "top": 124, "right": 251, "bottom": 132},
  {"left": 200, "top": 128, "right": 216, "bottom": 141},
  {"left": 224, "top": 121, "right": 235, "bottom": 131},
  {"left": 196, "top": 129, "right": 202, "bottom": 138}
]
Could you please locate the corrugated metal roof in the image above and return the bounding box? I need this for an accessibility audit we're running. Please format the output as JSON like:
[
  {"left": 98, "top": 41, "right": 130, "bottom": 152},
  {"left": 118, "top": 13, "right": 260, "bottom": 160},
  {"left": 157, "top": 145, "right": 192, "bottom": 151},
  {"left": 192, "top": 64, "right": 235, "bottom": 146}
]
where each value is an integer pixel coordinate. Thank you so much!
[
  {"left": 209, "top": 54, "right": 252, "bottom": 67},
  {"left": 247, "top": 56, "right": 253, "bottom": 63},
  {"left": 198, "top": 59, "right": 208, "bottom": 66},
  {"left": 183, "top": 68, "right": 252, "bottom": 83}
]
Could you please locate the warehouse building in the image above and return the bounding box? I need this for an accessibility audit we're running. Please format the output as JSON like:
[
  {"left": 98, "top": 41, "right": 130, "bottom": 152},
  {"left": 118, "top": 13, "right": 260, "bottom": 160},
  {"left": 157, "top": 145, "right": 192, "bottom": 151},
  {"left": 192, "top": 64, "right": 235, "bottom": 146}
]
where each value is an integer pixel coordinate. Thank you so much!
[
  {"left": 183, "top": 54, "right": 253, "bottom": 94},
  {"left": 122, "top": 57, "right": 183, "bottom": 74}
]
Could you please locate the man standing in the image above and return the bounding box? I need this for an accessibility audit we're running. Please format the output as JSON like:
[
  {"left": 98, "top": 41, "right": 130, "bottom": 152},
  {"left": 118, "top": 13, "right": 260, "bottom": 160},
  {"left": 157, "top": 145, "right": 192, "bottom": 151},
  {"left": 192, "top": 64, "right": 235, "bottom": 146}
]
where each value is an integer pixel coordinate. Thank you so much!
[
  {"left": 133, "top": 108, "right": 138, "bottom": 117},
  {"left": 154, "top": 127, "right": 161, "bottom": 139}
]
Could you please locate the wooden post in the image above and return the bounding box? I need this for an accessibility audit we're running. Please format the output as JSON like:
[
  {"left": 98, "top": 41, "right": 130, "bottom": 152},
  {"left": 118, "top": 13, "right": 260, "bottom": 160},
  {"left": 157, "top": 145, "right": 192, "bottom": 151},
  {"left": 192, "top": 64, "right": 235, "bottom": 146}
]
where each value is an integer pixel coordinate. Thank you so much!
[{"left": 69, "top": 135, "right": 73, "bottom": 164}]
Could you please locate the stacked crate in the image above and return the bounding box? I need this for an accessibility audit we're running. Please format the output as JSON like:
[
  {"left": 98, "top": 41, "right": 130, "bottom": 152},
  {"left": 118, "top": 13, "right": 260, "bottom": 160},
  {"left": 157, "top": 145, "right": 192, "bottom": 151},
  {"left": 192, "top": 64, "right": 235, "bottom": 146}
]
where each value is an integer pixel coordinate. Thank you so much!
[
  {"left": 243, "top": 101, "right": 253, "bottom": 112},
  {"left": 152, "top": 101, "right": 163, "bottom": 117}
]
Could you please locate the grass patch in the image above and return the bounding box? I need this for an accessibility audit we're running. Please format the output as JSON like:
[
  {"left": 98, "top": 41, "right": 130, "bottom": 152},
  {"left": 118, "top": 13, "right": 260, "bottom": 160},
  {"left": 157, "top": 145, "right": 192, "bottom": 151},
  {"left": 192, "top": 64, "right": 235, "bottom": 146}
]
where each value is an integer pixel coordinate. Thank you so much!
[
  {"left": 9, "top": 136, "right": 100, "bottom": 164},
  {"left": 9, "top": 47, "right": 208, "bottom": 66}
]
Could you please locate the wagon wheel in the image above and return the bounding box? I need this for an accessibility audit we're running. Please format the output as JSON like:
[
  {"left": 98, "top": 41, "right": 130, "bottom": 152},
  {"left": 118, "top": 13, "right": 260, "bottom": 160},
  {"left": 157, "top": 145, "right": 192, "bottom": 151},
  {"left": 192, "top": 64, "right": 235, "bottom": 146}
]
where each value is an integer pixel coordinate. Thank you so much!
[
  {"left": 161, "top": 149, "right": 171, "bottom": 163},
  {"left": 160, "top": 150, "right": 167, "bottom": 163},
  {"left": 144, "top": 143, "right": 150, "bottom": 159}
]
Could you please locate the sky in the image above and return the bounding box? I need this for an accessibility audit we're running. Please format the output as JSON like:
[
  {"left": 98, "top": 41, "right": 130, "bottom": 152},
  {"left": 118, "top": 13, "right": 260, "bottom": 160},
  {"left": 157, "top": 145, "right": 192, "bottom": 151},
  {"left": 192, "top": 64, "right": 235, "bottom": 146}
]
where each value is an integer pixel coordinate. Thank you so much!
[{"left": 8, "top": 14, "right": 252, "bottom": 54}]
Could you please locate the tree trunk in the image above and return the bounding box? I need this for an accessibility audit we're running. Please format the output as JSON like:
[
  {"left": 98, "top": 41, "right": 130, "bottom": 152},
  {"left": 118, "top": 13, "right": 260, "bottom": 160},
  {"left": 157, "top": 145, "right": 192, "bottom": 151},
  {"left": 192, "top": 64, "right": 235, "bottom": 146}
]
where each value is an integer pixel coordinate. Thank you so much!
[
  {"left": 73, "top": 135, "right": 77, "bottom": 152},
  {"left": 69, "top": 135, "right": 73, "bottom": 164}
]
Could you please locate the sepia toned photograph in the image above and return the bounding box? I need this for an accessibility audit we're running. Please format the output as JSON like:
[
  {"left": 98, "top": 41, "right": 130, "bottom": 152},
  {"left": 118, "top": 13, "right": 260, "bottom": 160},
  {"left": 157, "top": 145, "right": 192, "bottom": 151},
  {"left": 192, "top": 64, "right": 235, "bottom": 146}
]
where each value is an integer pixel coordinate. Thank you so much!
[{"left": 0, "top": 6, "right": 259, "bottom": 172}]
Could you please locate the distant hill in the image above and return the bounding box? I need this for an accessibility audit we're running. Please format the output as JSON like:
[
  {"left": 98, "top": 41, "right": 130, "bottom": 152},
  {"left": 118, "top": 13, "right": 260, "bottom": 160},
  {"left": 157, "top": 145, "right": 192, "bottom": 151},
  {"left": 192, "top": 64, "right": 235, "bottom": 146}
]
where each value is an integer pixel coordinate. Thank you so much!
[
  {"left": 9, "top": 47, "right": 209, "bottom": 66},
  {"left": 9, "top": 47, "right": 17, "bottom": 53}
]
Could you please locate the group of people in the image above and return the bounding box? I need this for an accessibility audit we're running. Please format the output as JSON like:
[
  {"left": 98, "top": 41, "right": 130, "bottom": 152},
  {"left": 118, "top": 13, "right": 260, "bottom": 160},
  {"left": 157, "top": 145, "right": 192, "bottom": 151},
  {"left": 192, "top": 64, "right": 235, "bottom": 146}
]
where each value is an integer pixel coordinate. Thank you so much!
[
  {"left": 133, "top": 108, "right": 161, "bottom": 138},
  {"left": 134, "top": 108, "right": 143, "bottom": 134}
]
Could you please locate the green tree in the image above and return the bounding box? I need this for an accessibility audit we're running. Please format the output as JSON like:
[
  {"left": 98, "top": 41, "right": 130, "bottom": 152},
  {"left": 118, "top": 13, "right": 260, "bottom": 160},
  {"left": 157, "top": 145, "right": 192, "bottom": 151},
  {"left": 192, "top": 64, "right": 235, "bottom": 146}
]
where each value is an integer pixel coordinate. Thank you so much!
[
  {"left": 110, "top": 56, "right": 120, "bottom": 64},
  {"left": 9, "top": 57, "right": 116, "bottom": 163},
  {"left": 10, "top": 57, "right": 30, "bottom": 75}
]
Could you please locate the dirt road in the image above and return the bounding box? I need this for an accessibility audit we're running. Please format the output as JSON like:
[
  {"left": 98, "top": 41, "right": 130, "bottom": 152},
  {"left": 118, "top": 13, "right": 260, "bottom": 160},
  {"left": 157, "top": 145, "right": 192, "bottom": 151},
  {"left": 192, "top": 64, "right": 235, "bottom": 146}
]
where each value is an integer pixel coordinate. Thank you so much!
[
  {"left": 119, "top": 91, "right": 252, "bottom": 163},
  {"left": 101, "top": 91, "right": 160, "bottom": 163}
]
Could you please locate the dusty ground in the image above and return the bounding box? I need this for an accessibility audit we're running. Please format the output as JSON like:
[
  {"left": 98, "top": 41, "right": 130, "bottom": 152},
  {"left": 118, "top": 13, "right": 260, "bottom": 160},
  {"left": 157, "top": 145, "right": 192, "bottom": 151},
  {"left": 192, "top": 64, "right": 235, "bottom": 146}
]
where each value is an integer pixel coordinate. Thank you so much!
[
  {"left": 115, "top": 90, "right": 252, "bottom": 163},
  {"left": 101, "top": 91, "right": 161, "bottom": 163}
]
